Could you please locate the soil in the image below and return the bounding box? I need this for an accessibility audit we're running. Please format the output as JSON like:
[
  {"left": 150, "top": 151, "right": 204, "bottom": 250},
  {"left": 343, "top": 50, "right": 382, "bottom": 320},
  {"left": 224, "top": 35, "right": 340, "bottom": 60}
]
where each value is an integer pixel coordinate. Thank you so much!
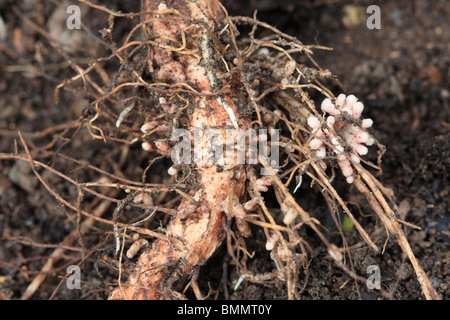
[{"left": 0, "top": 0, "right": 448, "bottom": 300}]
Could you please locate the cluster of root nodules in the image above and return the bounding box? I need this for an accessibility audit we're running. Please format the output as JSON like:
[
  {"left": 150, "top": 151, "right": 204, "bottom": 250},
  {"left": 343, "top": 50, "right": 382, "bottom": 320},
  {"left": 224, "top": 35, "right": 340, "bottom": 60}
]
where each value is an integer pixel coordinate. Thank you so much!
[
  {"left": 307, "top": 94, "right": 375, "bottom": 184},
  {"left": 21, "top": 1, "right": 437, "bottom": 300}
]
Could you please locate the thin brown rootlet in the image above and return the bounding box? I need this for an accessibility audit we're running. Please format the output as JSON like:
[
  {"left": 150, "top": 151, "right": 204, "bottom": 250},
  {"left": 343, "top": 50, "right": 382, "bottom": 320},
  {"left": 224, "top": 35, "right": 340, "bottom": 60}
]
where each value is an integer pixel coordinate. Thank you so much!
[{"left": 2, "top": 0, "right": 440, "bottom": 299}]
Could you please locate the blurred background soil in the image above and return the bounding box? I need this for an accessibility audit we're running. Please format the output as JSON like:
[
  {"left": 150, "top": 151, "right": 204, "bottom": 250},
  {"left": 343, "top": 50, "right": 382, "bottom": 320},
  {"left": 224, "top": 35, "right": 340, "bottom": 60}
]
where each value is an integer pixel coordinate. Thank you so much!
[{"left": 0, "top": 0, "right": 448, "bottom": 299}]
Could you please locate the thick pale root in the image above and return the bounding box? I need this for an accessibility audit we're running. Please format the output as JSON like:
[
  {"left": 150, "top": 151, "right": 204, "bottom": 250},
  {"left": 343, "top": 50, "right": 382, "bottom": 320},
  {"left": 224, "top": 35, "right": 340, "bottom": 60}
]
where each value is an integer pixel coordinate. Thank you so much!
[{"left": 109, "top": 0, "right": 249, "bottom": 300}]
